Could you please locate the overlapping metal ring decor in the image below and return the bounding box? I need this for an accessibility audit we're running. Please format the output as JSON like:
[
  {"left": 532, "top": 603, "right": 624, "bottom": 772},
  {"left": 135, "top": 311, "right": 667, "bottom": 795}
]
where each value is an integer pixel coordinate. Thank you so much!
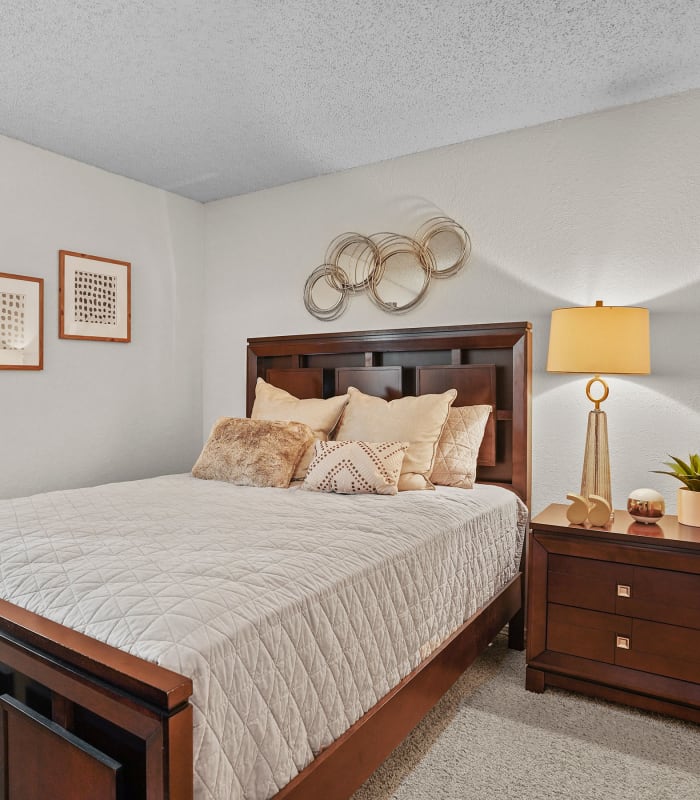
[{"left": 303, "top": 216, "right": 471, "bottom": 320}]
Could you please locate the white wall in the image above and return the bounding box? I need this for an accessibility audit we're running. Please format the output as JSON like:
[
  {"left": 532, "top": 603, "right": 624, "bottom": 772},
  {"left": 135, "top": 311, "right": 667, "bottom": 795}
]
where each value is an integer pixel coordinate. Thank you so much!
[
  {"left": 204, "top": 90, "right": 700, "bottom": 514},
  {"left": 0, "top": 135, "right": 205, "bottom": 498}
]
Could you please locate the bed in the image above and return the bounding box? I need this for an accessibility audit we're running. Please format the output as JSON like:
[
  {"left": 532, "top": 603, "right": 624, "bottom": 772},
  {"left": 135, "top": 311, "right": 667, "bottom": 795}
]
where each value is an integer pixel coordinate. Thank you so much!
[{"left": 0, "top": 321, "right": 531, "bottom": 800}]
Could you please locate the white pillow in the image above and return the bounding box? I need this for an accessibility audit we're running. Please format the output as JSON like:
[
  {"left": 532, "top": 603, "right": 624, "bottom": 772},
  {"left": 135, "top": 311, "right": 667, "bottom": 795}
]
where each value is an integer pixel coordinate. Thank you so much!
[
  {"left": 430, "top": 405, "right": 492, "bottom": 488},
  {"left": 333, "top": 387, "right": 457, "bottom": 491}
]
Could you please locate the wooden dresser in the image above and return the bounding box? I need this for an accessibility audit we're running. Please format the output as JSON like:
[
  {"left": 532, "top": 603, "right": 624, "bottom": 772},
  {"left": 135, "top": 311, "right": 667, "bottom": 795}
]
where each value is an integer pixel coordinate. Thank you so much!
[{"left": 526, "top": 503, "right": 700, "bottom": 723}]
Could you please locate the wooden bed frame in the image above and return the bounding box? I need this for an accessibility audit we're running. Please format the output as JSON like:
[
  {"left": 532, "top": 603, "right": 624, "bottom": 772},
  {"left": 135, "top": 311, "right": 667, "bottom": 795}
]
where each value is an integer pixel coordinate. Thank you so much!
[{"left": 0, "top": 321, "right": 531, "bottom": 800}]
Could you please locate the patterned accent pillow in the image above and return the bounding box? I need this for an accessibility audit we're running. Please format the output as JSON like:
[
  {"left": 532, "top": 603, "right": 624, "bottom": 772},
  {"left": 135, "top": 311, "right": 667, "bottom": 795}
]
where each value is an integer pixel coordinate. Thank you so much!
[
  {"left": 333, "top": 387, "right": 457, "bottom": 491},
  {"left": 192, "top": 417, "right": 316, "bottom": 488},
  {"left": 430, "top": 405, "right": 492, "bottom": 489},
  {"left": 302, "top": 440, "right": 409, "bottom": 495}
]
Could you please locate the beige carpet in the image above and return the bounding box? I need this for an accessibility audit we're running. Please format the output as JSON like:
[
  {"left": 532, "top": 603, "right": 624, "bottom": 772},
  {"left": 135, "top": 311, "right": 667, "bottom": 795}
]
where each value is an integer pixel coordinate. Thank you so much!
[{"left": 353, "top": 634, "right": 700, "bottom": 799}]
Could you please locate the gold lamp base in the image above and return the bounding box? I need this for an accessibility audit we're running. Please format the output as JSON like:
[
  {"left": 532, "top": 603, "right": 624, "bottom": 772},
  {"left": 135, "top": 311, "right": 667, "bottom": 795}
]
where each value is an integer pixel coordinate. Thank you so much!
[{"left": 580, "top": 407, "right": 612, "bottom": 514}]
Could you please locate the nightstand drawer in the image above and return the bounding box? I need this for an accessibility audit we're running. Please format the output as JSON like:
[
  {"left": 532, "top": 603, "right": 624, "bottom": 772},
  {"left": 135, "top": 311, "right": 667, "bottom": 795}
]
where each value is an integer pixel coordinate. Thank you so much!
[
  {"left": 546, "top": 604, "right": 631, "bottom": 664},
  {"left": 548, "top": 556, "right": 700, "bottom": 630},
  {"left": 548, "top": 555, "right": 633, "bottom": 613},
  {"left": 618, "top": 566, "right": 700, "bottom": 630},
  {"left": 615, "top": 619, "right": 700, "bottom": 683}
]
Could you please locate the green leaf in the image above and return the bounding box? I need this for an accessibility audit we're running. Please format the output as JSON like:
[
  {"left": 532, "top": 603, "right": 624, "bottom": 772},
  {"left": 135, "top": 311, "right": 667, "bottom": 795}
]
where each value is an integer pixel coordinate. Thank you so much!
[
  {"left": 651, "top": 470, "right": 700, "bottom": 490},
  {"left": 653, "top": 454, "right": 700, "bottom": 491},
  {"left": 661, "top": 461, "right": 683, "bottom": 476},
  {"left": 669, "top": 454, "right": 693, "bottom": 474},
  {"left": 652, "top": 470, "right": 686, "bottom": 482}
]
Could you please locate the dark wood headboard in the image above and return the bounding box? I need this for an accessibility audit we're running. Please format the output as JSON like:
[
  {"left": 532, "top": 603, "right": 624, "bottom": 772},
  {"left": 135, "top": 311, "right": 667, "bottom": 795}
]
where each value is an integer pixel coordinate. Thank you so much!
[{"left": 247, "top": 322, "right": 532, "bottom": 506}]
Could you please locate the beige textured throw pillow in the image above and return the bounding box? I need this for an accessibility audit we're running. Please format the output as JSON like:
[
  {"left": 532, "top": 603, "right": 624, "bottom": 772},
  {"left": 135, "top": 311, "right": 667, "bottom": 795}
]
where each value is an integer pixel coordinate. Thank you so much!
[
  {"left": 251, "top": 378, "right": 349, "bottom": 480},
  {"left": 334, "top": 387, "right": 457, "bottom": 491},
  {"left": 430, "top": 405, "right": 492, "bottom": 489},
  {"left": 192, "top": 417, "right": 315, "bottom": 488},
  {"left": 303, "top": 440, "right": 409, "bottom": 495}
]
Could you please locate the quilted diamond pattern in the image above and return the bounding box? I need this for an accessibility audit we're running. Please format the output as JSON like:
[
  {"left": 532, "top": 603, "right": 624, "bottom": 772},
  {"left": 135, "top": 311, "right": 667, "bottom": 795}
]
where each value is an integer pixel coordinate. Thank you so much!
[
  {"left": 431, "top": 405, "right": 492, "bottom": 489},
  {"left": 0, "top": 475, "right": 526, "bottom": 800}
]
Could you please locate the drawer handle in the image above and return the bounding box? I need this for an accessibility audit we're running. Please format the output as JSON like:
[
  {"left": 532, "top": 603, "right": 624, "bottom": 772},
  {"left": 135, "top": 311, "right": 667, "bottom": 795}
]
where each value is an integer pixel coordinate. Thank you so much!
[
  {"left": 617, "top": 584, "right": 631, "bottom": 598},
  {"left": 616, "top": 636, "right": 630, "bottom": 650}
]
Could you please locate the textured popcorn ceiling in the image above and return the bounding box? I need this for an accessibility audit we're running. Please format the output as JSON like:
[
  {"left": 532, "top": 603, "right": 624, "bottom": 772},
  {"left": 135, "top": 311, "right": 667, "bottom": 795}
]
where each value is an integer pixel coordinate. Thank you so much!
[{"left": 2, "top": 1, "right": 699, "bottom": 202}]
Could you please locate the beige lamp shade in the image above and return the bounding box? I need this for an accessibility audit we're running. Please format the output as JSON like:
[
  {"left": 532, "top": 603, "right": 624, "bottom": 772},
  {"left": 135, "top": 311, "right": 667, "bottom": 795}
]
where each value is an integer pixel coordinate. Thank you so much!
[{"left": 547, "top": 302, "right": 650, "bottom": 375}]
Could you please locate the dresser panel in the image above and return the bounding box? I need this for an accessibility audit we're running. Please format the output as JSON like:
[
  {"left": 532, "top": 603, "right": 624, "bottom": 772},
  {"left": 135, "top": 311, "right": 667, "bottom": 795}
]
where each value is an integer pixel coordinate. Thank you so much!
[
  {"left": 546, "top": 604, "right": 631, "bottom": 664},
  {"left": 616, "top": 566, "right": 700, "bottom": 630},
  {"left": 614, "top": 619, "right": 700, "bottom": 683},
  {"left": 548, "top": 555, "right": 631, "bottom": 613}
]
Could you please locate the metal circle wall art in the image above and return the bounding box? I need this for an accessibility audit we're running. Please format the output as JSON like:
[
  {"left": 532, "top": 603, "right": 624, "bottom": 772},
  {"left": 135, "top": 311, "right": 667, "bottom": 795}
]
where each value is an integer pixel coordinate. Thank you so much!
[{"left": 303, "top": 216, "right": 471, "bottom": 320}]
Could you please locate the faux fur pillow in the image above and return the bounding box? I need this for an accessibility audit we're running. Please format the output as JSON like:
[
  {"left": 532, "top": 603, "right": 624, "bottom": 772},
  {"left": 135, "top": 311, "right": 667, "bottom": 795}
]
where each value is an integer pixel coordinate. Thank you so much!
[
  {"left": 251, "top": 378, "right": 349, "bottom": 480},
  {"left": 302, "top": 440, "right": 409, "bottom": 495},
  {"left": 430, "top": 405, "right": 492, "bottom": 489},
  {"left": 333, "top": 387, "right": 457, "bottom": 491},
  {"left": 192, "top": 417, "right": 315, "bottom": 488}
]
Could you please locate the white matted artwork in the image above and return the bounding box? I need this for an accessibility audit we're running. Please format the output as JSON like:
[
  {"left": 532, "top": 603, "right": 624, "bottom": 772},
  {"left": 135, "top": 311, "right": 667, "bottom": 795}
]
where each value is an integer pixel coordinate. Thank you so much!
[
  {"left": 59, "top": 251, "right": 131, "bottom": 342},
  {"left": 0, "top": 272, "right": 44, "bottom": 370}
]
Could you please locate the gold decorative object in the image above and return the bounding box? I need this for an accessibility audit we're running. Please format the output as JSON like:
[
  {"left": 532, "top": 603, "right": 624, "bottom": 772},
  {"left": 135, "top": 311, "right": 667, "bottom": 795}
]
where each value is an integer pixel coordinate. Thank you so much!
[
  {"left": 304, "top": 216, "right": 471, "bottom": 320},
  {"left": 303, "top": 264, "right": 349, "bottom": 321},
  {"left": 626, "top": 488, "right": 665, "bottom": 523},
  {"left": 565, "top": 493, "right": 589, "bottom": 524},
  {"left": 587, "top": 494, "right": 613, "bottom": 527},
  {"left": 547, "top": 300, "right": 651, "bottom": 520},
  {"left": 565, "top": 492, "right": 612, "bottom": 526},
  {"left": 416, "top": 216, "right": 471, "bottom": 278}
]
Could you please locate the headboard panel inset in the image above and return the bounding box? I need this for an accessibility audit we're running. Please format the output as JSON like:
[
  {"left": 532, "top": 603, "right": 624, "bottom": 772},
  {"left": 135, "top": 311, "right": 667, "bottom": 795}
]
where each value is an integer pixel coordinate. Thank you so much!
[
  {"left": 265, "top": 368, "right": 323, "bottom": 399},
  {"left": 247, "top": 322, "right": 532, "bottom": 506},
  {"left": 335, "top": 366, "right": 402, "bottom": 399},
  {"left": 416, "top": 364, "right": 497, "bottom": 466}
]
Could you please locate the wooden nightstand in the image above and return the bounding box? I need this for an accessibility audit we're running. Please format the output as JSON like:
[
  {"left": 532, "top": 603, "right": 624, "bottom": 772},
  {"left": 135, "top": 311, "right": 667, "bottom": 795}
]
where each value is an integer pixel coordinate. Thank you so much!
[{"left": 526, "top": 503, "right": 700, "bottom": 723}]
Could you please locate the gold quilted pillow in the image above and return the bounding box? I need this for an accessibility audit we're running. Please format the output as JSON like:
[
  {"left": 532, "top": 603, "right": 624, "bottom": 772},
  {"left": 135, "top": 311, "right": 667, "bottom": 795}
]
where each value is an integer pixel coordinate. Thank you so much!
[
  {"left": 430, "top": 405, "right": 492, "bottom": 489},
  {"left": 251, "top": 378, "right": 349, "bottom": 480},
  {"left": 192, "top": 417, "right": 315, "bottom": 488},
  {"left": 302, "top": 440, "right": 409, "bottom": 495}
]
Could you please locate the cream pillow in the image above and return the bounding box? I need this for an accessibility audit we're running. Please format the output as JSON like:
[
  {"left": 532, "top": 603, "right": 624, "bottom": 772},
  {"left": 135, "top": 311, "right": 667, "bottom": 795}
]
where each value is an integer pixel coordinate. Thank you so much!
[
  {"left": 302, "top": 440, "right": 409, "bottom": 495},
  {"left": 192, "top": 418, "right": 315, "bottom": 488},
  {"left": 334, "top": 387, "right": 457, "bottom": 491},
  {"left": 251, "top": 378, "right": 349, "bottom": 479},
  {"left": 430, "top": 405, "right": 492, "bottom": 489}
]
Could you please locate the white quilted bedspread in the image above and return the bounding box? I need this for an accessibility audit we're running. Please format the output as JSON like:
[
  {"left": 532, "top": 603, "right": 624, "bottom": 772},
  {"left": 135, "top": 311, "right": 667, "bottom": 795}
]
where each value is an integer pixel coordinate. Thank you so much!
[{"left": 0, "top": 475, "right": 527, "bottom": 800}]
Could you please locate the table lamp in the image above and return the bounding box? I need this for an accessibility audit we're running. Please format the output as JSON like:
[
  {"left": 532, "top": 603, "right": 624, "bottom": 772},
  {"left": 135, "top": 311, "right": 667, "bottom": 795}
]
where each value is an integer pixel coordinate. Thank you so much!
[{"left": 547, "top": 300, "right": 650, "bottom": 512}]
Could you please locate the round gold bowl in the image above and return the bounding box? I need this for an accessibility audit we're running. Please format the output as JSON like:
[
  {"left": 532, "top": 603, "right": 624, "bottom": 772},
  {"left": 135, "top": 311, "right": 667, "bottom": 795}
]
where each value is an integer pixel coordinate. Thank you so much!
[{"left": 627, "top": 488, "right": 665, "bottom": 524}]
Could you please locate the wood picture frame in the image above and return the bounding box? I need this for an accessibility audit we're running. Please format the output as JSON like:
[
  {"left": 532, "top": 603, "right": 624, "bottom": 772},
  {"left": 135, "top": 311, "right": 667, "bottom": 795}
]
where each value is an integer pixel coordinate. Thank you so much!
[
  {"left": 59, "top": 251, "right": 131, "bottom": 342},
  {"left": 0, "top": 272, "right": 44, "bottom": 370}
]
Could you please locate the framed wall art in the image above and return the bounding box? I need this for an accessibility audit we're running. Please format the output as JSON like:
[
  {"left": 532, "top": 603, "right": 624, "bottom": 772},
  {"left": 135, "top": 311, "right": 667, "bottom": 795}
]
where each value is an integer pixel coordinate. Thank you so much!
[
  {"left": 0, "top": 272, "right": 44, "bottom": 370},
  {"left": 59, "top": 250, "right": 131, "bottom": 342}
]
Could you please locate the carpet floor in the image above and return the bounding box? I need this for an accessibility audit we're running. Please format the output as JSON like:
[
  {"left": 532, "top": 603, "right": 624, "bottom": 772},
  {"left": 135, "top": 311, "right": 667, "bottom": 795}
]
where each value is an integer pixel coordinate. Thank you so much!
[{"left": 352, "top": 634, "right": 700, "bottom": 800}]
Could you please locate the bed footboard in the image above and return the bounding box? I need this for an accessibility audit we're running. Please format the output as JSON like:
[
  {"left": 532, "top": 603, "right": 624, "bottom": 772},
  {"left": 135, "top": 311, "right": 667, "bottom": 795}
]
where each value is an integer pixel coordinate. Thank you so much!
[{"left": 0, "top": 599, "right": 193, "bottom": 800}]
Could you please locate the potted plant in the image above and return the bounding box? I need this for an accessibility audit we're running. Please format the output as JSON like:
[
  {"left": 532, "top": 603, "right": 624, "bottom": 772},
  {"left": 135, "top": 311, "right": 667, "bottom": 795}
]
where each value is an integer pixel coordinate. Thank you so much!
[{"left": 654, "top": 454, "right": 700, "bottom": 527}]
